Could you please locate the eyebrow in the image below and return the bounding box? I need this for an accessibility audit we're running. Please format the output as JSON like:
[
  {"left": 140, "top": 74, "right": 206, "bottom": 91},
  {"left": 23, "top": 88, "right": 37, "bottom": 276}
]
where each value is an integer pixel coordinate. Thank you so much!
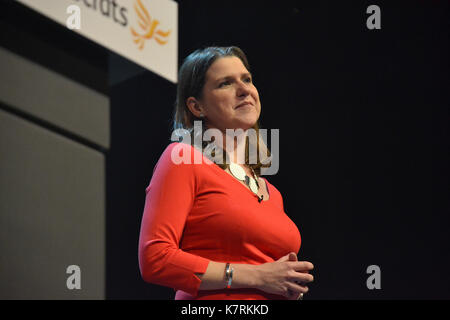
[{"left": 215, "top": 72, "right": 253, "bottom": 83}]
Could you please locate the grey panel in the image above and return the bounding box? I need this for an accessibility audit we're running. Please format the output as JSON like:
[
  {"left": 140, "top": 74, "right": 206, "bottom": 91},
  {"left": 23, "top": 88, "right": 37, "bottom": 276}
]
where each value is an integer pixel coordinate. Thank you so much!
[
  {"left": 0, "top": 46, "right": 109, "bottom": 149},
  {"left": 0, "top": 110, "right": 105, "bottom": 299}
]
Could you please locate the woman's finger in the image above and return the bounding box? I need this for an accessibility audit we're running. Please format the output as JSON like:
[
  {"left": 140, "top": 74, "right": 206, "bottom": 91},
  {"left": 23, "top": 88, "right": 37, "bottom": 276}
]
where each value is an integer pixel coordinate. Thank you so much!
[
  {"left": 276, "top": 253, "right": 290, "bottom": 262},
  {"left": 288, "top": 252, "right": 298, "bottom": 261},
  {"left": 285, "top": 267, "right": 314, "bottom": 285},
  {"left": 287, "top": 281, "right": 309, "bottom": 295},
  {"left": 290, "top": 261, "right": 314, "bottom": 272},
  {"left": 290, "top": 272, "right": 314, "bottom": 284}
]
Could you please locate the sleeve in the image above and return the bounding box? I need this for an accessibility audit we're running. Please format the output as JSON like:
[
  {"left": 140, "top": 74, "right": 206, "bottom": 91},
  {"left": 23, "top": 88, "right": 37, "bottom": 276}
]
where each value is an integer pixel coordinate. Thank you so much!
[{"left": 138, "top": 142, "right": 211, "bottom": 296}]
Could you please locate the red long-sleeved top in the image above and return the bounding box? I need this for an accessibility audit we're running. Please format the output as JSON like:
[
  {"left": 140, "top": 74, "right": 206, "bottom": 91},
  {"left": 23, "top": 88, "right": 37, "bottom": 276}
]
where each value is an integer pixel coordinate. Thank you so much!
[{"left": 138, "top": 142, "right": 301, "bottom": 299}]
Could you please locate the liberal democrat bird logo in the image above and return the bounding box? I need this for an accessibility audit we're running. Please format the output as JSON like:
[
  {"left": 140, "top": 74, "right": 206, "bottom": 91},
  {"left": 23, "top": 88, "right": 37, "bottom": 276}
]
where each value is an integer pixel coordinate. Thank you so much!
[{"left": 130, "top": 0, "right": 172, "bottom": 49}]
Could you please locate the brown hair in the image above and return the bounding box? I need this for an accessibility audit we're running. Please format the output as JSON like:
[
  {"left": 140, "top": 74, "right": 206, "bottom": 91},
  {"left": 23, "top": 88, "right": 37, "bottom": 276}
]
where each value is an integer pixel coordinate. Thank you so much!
[{"left": 172, "top": 46, "right": 271, "bottom": 176}]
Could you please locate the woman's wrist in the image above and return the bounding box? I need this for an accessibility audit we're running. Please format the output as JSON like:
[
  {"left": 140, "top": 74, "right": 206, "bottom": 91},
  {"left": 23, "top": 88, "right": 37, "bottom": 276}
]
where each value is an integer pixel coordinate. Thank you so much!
[{"left": 229, "top": 263, "right": 262, "bottom": 290}]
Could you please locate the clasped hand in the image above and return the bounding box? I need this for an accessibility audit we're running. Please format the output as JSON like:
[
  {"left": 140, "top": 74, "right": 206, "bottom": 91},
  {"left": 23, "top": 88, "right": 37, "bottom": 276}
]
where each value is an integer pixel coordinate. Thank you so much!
[{"left": 255, "top": 252, "right": 314, "bottom": 300}]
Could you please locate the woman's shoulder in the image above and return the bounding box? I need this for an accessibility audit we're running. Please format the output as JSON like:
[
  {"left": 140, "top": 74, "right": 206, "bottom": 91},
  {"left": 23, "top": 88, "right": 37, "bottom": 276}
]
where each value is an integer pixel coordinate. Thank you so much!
[
  {"left": 162, "top": 141, "right": 191, "bottom": 157},
  {"left": 163, "top": 141, "right": 190, "bottom": 153},
  {"left": 155, "top": 142, "right": 213, "bottom": 171},
  {"left": 146, "top": 143, "right": 200, "bottom": 192},
  {"left": 156, "top": 142, "right": 192, "bottom": 168},
  {"left": 148, "top": 142, "right": 194, "bottom": 178},
  {"left": 161, "top": 142, "right": 209, "bottom": 163}
]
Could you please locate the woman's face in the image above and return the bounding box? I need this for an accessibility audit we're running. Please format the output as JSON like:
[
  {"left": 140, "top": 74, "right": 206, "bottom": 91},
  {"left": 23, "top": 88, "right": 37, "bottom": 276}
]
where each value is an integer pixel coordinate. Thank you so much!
[{"left": 195, "top": 56, "right": 261, "bottom": 132}]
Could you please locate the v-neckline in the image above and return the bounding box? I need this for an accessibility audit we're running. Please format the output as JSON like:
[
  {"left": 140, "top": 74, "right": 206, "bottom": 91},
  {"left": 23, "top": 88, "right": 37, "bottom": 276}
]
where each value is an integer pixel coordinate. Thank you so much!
[
  {"left": 191, "top": 145, "right": 271, "bottom": 202},
  {"left": 223, "top": 166, "right": 271, "bottom": 202}
]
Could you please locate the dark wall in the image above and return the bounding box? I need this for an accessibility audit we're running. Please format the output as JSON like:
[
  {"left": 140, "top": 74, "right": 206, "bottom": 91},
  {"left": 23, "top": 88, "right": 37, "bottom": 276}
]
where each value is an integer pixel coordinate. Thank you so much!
[
  {"left": 107, "top": 70, "right": 176, "bottom": 299},
  {"left": 2, "top": 0, "right": 448, "bottom": 299},
  {"left": 108, "top": 0, "right": 449, "bottom": 299}
]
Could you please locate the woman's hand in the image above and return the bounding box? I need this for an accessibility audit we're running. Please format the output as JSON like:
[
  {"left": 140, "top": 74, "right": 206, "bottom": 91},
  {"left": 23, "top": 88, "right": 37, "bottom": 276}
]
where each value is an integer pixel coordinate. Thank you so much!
[{"left": 254, "top": 252, "right": 314, "bottom": 300}]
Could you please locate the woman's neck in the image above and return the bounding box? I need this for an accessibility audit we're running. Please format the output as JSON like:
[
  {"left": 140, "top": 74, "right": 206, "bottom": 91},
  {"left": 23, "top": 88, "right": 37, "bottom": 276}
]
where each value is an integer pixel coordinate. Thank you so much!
[{"left": 220, "top": 129, "right": 249, "bottom": 165}]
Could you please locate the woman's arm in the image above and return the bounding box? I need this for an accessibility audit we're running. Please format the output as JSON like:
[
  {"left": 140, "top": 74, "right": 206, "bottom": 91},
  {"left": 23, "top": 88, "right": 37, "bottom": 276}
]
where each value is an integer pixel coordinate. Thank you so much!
[
  {"left": 195, "top": 253, "right": 314, "bottom": 299},
  {"left": 139, "top": 143, "right": 211, "bottom": 296},
  {"left": 195, "top": 261, "right": 259, "bottom": 290}
]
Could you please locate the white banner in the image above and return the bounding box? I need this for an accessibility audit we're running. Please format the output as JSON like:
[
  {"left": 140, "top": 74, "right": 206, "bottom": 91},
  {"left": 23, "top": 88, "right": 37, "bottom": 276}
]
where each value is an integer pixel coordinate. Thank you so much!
[{"left": 15, "top": 0, "right": 178, "bottom": 83}]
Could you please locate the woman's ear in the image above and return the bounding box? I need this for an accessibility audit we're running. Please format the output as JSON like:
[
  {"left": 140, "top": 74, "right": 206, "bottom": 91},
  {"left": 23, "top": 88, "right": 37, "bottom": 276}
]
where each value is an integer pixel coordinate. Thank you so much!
[{"left": 186, "top": 97, "right": 205, "bottom": 118}]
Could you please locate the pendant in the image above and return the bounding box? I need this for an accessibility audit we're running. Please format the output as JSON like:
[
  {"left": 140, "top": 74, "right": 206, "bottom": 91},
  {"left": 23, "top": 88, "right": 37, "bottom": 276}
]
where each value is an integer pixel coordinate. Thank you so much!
[
  {"left": 229, "top": 162, "right": 246, "bottom": 181},
  {"left": 229, "top": 162, "right": 259, "bottom": 195},
  {"left": 249, "top": 178, "right": 259, "bottom": 194}
]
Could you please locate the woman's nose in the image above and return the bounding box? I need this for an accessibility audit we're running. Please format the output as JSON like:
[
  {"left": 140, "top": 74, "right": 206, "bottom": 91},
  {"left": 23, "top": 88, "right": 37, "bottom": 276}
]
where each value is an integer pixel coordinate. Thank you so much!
[{"left": 236, "top": 81, "right": 251, "bottom": 97}]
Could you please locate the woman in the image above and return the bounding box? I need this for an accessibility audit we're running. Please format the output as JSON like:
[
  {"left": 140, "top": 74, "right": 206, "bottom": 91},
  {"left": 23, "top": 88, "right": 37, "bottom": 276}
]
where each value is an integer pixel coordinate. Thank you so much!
[{"left": 138, "top": 46, "right": 314, "bottom": 300}]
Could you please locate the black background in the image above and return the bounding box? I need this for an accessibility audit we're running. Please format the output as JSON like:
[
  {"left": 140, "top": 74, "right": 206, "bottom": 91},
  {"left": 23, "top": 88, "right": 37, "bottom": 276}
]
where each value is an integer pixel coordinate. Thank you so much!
[{"left": 1, "top": 0, "right": 448, "bottom": 300}]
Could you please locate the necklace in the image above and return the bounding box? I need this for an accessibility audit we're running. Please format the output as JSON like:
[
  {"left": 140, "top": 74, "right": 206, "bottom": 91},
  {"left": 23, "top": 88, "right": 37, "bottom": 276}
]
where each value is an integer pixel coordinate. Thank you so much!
[
  {"left": 202, "top": 143, "right": 264, "bottom": 201},
  {"left": 228, "top": 162, "right": 260, "bottom": 195}
]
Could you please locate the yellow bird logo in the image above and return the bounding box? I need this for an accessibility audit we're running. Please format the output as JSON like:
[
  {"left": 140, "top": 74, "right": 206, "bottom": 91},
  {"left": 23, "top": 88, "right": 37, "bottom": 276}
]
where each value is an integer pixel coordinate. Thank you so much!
[{"left": 130, "top": 0, "right": 172, "bottom": 49}]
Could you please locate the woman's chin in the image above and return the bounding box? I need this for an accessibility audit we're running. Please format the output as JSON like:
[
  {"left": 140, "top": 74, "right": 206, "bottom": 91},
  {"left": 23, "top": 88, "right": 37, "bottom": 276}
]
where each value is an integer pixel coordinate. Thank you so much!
[{"left": 234, "top": 116, "right": 259, "bottom": 130}]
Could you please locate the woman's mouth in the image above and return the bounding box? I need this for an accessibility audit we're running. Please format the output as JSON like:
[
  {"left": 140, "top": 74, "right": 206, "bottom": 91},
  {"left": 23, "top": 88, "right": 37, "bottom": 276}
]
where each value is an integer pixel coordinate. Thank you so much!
[{"left": 235, "top": 102, "right": 253, "bottom": 109}]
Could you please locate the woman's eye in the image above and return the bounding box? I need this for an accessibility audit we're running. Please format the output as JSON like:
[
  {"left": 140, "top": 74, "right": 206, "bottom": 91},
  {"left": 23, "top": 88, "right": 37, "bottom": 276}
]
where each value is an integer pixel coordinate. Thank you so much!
[
  {"left": 219, "top": 81, "right": 230, "bottom": 87},
  {"left": 244, "top": 77, "right": 252, "bottom": 83}
]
